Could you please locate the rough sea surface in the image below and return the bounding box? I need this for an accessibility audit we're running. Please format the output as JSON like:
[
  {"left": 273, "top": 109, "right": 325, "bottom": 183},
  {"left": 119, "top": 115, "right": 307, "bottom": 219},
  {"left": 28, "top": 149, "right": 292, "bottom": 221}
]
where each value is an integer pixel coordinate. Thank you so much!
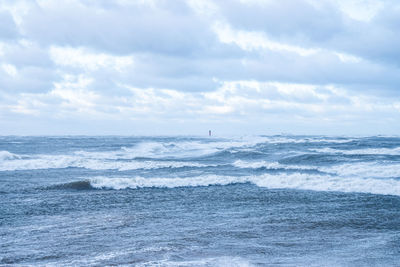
[{"left": 1, "top": 135, "right": 400, "bottom": 266}]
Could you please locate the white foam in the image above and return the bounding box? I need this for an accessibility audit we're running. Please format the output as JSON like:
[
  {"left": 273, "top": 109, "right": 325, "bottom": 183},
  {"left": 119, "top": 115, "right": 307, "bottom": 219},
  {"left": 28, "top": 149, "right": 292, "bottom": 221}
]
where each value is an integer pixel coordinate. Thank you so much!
[
  {"left": 321, "top": 162, "right": 400, "bottom": 178},
  {"left": 120, "top": 137, "right": 269, "bottom": 159},
  {"left": 252, "top": 173, "right": 400, "bottom": 196},
  {"left": 136, "top": 256, "right": 255, "bottom": 267},
  {"left": 233, "top": 160, "right": 400, "bottom": 179},
  {"left": 69, "top": 137, "right": 265, "bottom": 161},
  {"left": 233, "top": 160, "right": 316, "bottom": 170},
  {"left": 89, "top": 175, "right": 246, "bottom": 190},
  {"left": 0, "top": 150, "right": 20, "bottom": 160},
  {"left": 88, "top": 173, "right": 400, "bottom": 196},
  {"left": 79, "top": 159, "right": 209, "bottom": 171},
  {"left": 0, "top": 154, "right": 211, "bottom": 171},
  {"left": 0, "top": 137, "right": 269, "bottom": 171},
  {"left": 122, "top": 141, "right": 221, "bottom": 158},
  {"left": 259, "top": 136, "right": 356, "bottom": 144},
  {"left": 312, "top": 147, "right": 400, "bottom": 155}
]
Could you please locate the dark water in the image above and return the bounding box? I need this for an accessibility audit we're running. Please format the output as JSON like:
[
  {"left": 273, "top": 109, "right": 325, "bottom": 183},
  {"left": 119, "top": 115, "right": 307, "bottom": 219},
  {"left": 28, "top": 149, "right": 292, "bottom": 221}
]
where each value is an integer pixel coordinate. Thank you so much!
[{"left": 1, "top": 136, "right": 400, "bottom": 266}]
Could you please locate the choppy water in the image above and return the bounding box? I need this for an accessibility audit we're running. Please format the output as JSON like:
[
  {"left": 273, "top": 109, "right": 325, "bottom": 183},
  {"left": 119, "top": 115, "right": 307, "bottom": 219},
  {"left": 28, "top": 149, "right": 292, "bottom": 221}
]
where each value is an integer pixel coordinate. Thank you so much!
[{"left": 1, "top": 135, "right": 400, "bottom": 266}]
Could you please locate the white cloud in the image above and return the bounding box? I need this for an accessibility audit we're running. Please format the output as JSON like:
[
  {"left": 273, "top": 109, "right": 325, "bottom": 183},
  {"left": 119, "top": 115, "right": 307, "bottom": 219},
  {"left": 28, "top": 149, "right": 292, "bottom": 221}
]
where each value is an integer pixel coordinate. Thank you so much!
[
  {"left": 50, "top": 75, "right": 98, "bottom": 111},
  {"left": 187, "top": 0, "right": 219, "bottom": 16},
  {"left": 335, "top": 0, "right": 384, "bottom": 22},
  {"left": 213, "top": 22, "right": 318, "bottom": 56},
  {"left": 334, "top": 52, "right": 362, "bottom": 63},
  {"left": 0, "top": 0, "right": 31, "bottom": 29},
  {"left": 2, "top": 75, "right": 400, "bottom": 134},
  {"left": 1, "top": 63, "right": 17, "bottom": 76},
  {"left": 50, "top": 46, "right": 133, "bottom": 72}
]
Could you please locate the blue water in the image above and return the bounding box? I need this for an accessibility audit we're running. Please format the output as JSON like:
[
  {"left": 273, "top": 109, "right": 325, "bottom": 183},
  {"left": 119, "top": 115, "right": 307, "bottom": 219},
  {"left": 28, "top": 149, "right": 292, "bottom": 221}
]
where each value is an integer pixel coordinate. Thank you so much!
[{"left": 1, "top": 136, "right": 400, "bottom": 266}]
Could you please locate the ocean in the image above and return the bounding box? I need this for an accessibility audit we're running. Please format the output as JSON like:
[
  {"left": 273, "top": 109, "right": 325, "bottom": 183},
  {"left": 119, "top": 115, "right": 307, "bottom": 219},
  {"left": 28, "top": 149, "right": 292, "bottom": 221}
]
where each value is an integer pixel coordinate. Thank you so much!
[{"left": 1, "top": 135, "right": 400, "bottom": 266}]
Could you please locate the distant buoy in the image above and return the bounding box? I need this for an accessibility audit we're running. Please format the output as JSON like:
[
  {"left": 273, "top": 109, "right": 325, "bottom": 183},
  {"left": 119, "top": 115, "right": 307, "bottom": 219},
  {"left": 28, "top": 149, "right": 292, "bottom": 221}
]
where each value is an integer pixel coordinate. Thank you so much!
[{"left": 209, "top": 130, "right": 211, "bottom": 136}]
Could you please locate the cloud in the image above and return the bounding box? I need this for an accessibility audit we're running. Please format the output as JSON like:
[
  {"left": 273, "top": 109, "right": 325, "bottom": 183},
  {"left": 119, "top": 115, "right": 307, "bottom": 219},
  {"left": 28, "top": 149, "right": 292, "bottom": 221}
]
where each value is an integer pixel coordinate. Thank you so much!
[
  {"left": 213, "top": 22, "right": 318, "bottom": 56},
  {"left": 0, "top": 10, "right": 19, "bottom": 40},
  {"left": 49, "top": 46, "right": 134, "bottom": 72},
  {"left": 20, "top": 0, "right": 218, "bottom": 56},
  {"left": 0, "top": 0, "right": 400, "bottom": 135},
  {"left": 218, "top": 0, "right": 400, "bottom": 66}
]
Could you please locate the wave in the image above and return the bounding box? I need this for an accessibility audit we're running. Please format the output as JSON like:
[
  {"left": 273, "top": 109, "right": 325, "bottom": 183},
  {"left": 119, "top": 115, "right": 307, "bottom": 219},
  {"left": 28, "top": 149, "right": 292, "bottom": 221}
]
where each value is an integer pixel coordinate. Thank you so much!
[
  {"left": 233, "top": 160, "right": 317, "bottom": 171},
  {"left": 135, "top": 256, "right": 255, "bottom": 267},
  {"left": 233, "top": 160, "right": 400, "bottom": 179},
  {"left": 89, "top": 175, "right": 246, "bottom": 190},
  {"left": 57, "top": 173, "right": 400, "bottom": 196},
  {"left": 0, "top": 137, "right": 266, "bottom": 171},
  {"left": 312, "top": 147, "right": 400, "bottom": 155},
  {"left": 320, "top": 162, "right": 400, "bottom": 178},
  {"left": 118, "top": 137, "right": 270, "bottom": 158},
  {"left": 76, "top": 135, "right": 354, "bottom": 160},
  {"left": 252, "top": 173, "right": 400, "bottom": 196},
  {"left": 47, "top": 180, "right": 93, "bottom": 190},
  {"left": 0, "top": 154, "right": 213, "bottom": 171},
  {"left": 0, "top": 151, "right": 20, "bottom": 160},
  {"left": 259, "top": 136, "right": 356, "bottom": 144}
]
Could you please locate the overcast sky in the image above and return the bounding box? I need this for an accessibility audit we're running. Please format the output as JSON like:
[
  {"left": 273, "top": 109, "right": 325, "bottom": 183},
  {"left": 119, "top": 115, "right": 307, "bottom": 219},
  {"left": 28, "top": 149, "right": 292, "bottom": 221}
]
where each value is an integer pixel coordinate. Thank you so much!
[{"left": 1, "top": 0, "right": 400, "bottom": 136}]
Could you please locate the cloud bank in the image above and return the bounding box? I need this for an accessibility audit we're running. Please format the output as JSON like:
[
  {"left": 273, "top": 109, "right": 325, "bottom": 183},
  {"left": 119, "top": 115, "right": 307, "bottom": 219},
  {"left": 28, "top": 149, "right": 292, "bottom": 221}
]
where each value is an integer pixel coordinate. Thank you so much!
[{"left": 0, "top": 0, "right": 399, "bottom": 135}]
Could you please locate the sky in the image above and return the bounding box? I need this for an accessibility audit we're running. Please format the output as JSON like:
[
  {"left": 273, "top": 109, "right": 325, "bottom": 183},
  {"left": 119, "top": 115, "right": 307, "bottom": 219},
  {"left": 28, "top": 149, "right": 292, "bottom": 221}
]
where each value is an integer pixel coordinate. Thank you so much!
[{"left": 0, "top": 0, "right": 400, "bottom": 136}]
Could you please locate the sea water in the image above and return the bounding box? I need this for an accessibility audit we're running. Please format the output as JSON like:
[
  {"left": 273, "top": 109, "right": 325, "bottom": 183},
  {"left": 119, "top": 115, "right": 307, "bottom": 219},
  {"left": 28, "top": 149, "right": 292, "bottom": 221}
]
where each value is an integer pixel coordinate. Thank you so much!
[{"left": 1, "top": 135, "right": 400, "bottom": 266}]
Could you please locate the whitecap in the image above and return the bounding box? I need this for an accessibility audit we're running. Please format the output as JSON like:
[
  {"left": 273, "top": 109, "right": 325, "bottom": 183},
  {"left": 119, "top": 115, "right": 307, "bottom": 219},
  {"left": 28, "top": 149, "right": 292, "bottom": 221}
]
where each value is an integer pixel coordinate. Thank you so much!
[
  {"left": 0, "top": 150, "right": 21, "bottom": 160},
  {"left": 87, "top": 173, "right": 400, "bottom": 196},
  {"left": 135, "top": 256, "right": 256, "bottom": 267},
  {"left": 321, "top": 162, "right": 400, "bottom": 178},
  {"left": 0, "top": 154, "right": 211, "bottom": 171},
  {"left": 311, "top": 147, "right": 400, "bottom": 155},
  {"left": 233, "top": 160, "right": 316, "bottom": 171}
]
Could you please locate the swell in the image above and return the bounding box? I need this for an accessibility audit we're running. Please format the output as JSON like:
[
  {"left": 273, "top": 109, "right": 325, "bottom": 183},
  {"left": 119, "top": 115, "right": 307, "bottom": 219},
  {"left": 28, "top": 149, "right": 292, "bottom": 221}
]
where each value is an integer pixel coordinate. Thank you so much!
[{"left": 46, "top": 180, "right": 94, "bottom": 190}]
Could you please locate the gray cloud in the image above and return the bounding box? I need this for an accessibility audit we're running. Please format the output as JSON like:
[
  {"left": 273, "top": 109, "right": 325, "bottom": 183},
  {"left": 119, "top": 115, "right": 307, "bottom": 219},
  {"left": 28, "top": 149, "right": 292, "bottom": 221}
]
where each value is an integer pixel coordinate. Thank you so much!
[
  {"left": 0, "top": 65, "right": 58, "bottom": 93},
  {"left": 21, "top": 0, "right": 218, "bottom": 56},
  {"left": 218, "top": 0, "right": 345, "bottom": 42},
  {"left": 0, "top": 10, "right": 19, "bottom": 40},
  {"left": 218, "top": 0, "right": 400, "bottom": 66}
]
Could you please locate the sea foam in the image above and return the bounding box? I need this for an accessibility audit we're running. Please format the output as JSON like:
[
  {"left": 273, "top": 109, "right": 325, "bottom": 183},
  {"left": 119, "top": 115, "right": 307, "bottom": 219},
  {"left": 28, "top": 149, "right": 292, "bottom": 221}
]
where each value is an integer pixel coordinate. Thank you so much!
[
  {"left": 0, "top": 151, "right": 20, "bottom": 160},
  {"left": 233, "top": 160, "right": 400, "bottom": 179},
  {"left": 233, "top": 160, "right": 317, "bottom": 171},
  {"left": 0, "top": 154, "right": 210, "bottom": 171},
  {"left": 85, "top": 173, "right": 400, "bottom": 196},
  {"left": 311, "top": 147, "right": 400, "bottom": 155},
  {"left": 135, "top": 256, "right": 256, "bottom": 267}
]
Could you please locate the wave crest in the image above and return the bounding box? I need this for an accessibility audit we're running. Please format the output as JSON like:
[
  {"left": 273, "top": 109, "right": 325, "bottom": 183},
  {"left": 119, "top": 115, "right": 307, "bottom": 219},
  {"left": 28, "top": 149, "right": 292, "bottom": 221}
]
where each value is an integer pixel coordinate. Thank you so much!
[
  {"left": 62, "top": 174, "right": 400, "bottom": 196},
  {"left": 89, "top": 175, "right": 245, "bottom": 190},
  {"left": 0, "top": 151, "right": 20, "bottom": 160},
  {"left": 0, "top": 156, "right": 212, "bottom": 171},
  {"left": 233, "top": 160, "right": 400, "bottom": 179}
]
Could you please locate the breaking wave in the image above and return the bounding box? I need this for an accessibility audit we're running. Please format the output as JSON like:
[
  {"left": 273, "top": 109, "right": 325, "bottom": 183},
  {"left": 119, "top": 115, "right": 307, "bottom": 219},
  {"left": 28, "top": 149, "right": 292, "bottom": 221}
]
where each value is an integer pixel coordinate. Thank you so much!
[
  {"left": 233, "top": 160, "right": 317, "bottom": 171},
  {"left": 50, "top": 173, "right": 400, "bottom": 196},
  {"left": 311, "top": 147, "right": 400, "bottom": 155},
  {"left": 135, "top": 256, "right": 255, "bottom": 267},
  {"left": 0, "top": 151, "right": 20, "bottom": 160},
  {"left": 233, "top": 160, "right": 400, "bottom": 179},
  {"left": 0, "top": 154, "right": 213, "bottom": 171}
]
